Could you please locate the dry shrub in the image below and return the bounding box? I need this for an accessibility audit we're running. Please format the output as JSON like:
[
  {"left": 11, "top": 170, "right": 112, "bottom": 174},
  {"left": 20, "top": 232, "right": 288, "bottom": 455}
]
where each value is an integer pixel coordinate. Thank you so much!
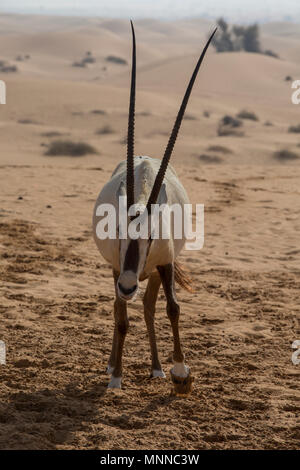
[
  {"left": 90, "top": 109, "right": 107, "bottom": 115},
  {"left": 273, "top": 149, "right": 299, "bottom": 161},
  {"left": 45, "top": 140, "right": 98, "bottom": 157},
  {"left": 0, "top": 61, "right": 18, "bottom": 73},
  {"left": 183, "top": 114, "right": 197, "bottom": 120},
  {"left": 41, "top": 131, "right": 66, "bottom": 138},
  {"left": 72, "top": 61, "right": 86, "bottom": 68},
  {"left": 237, "top": 110, "right": 259, "bottom": 121},
  {"left": 199, "top": 154, "right": 223, "bottom": 163},
  {"left": 264, "top": 49, "right": 279, "bottom": 58},
  {"left": 106, "top": 55, "right": 127, "bottom": 65},
  {"left": 18, "top": 119, "right": 38, "bottom": 125},
  {"left": 206, "top": 145, "right": 232, "bottom": 154},
  {"left": 137, "top": 111, "right": 151, "bottom": 117},
  {"left": 96, "top": 125, "right": 114, "bottom": 135},
  {"left": 218, "top": 115, "right": 244, "bottom": 137},
  {"left": 288, "top": 124, "right": 300, "bottom": 133}
]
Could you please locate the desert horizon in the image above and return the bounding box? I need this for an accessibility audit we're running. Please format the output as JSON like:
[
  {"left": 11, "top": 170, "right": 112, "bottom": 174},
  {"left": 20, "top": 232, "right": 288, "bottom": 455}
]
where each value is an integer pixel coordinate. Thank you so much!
[
  {"left": 0, "top": 12, "right": 299, "bottom": 451},
  {"left": 2, "top": 0, "right": 300, "bottom": 23}
]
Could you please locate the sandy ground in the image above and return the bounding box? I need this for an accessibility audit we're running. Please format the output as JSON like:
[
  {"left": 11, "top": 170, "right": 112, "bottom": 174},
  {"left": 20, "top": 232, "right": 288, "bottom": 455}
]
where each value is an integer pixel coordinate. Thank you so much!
[{"left": 0, "top": 14, "right": 299, "bottom": 450}]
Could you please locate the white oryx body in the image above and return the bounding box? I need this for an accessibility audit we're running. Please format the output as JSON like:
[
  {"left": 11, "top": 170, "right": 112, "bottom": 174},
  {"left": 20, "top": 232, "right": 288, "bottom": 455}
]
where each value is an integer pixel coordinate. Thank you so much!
[
  {"left": 93, "top": 155, "right": 189, "bottom": 282},
  {"left": 92, "top": 22, "right": 216, "bottom": 391}
]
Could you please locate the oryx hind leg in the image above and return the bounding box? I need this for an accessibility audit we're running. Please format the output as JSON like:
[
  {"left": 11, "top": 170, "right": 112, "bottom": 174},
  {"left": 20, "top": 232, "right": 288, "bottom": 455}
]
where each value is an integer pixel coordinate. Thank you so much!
[
  {"left": 143, "top": 271, "right": 165, "bottom": 378},
  {"left": 157, "top": 263, "right": 193, "bottom": 396}
]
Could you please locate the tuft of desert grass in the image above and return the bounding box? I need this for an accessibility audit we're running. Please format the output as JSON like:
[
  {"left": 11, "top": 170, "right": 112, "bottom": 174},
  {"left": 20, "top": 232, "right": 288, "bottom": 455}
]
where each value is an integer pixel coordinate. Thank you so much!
[
  {"left": 183, "top": 114, "right": 197, "bottom": 121},
  {"left": 236, "top": 110, "right": 259, "bottom": 121},
  {"left": 218, "top": 115, "right": 244, "bottom": 137},
  {"left": 273, "top": 149, "right": 299, "bottom": 161},
  {"left": 90, "top": 109, "right": 107, "bottom": 115},
  {"left": 72, "top": 61, "right": 86, "bottom": 68},
  {"left": 206, "top": 145, "right": 232, "bottom": 154},
  {"left": 18, "top": 119, "right": 39, "bottom": 125},
  {"left": 0, "top": 62, "right": 18, "bottom": 73},
  {"left": 288, "top": 124, "right": 300, "bottom": 133},
  {"left": 198, "top": 154, "right": 223, "bottom": 164},
  {"left": 95, "top": 125, "right": 114, "bottom": 135},
  {"left": 41, "top": 131, "right": 67, "bottom": 138},
  {"left": 137, "top": 111, "right": 151, "bottom": 117},
  {"left": 44, "top": 140, "right": 98, "bottom": 157},
  {"left": 106, "top": 55, "right": 127, "bottom": 65}
]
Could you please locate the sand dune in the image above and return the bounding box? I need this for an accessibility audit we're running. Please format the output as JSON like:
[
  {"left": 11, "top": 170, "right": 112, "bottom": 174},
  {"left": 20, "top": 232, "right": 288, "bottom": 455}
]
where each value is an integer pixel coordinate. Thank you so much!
[
  {"left": 0, "top": 14, "right": 299, "bottom": 450},
  {"left": 261, "top": 21, "right": 300, "bottom": 38},
  {"left": 115, "top": 51, "right": 298, "bottom": 102}
]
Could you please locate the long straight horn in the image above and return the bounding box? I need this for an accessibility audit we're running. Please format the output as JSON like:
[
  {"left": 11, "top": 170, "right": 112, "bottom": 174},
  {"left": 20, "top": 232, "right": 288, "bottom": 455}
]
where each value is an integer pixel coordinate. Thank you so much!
[
  {"left": 146, "top": 27, "right": 217, "bottom": 212},
  {"left": 127, "top": 20, "right": 136, "bottom": 211}
]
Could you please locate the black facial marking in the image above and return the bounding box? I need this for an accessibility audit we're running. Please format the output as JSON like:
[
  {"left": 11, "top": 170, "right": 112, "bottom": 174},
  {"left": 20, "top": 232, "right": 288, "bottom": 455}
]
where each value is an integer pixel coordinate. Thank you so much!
[
  {"left": 124, "top": 239, "right": 139, "bottom": 272},
  {"left": 118, "top": 282, "right": 137, "bottom": 296}
]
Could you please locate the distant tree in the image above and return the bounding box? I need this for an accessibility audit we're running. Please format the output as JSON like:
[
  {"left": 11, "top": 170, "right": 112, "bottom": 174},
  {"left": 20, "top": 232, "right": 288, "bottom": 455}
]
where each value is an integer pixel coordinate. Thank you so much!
[
  {"left": 212, "top": 18, "right": 234, "bottom": 52},
  {"left": 232, "top": 25, "right": 245, "bottom": 36},
  {"left": 243, "top": 24, "right": 261, "bottom": 52},
  {"left": 211, "top": 19, "right": 271, "bottom": 56},
  {"left": 232, "top": 25, "right": 245, "bottom": 51},
  {"left": 218, "top": 17, "right": 229, "bottom": 33}
]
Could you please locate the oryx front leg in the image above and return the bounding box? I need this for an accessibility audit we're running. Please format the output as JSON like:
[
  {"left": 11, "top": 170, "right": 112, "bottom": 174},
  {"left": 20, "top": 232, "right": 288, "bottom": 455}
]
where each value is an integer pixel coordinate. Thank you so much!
[
  {"left": 107, "top": 322, "right": 117, "bottom": 375},
  {"left": 157, "top": 263, "right": 193, "bottom": 396},
  {"left": 143, "top": 272, "right": 165, "bottom": 379},
  {"left": 107, "top": 271, "right": 129, "bottom": 389}
]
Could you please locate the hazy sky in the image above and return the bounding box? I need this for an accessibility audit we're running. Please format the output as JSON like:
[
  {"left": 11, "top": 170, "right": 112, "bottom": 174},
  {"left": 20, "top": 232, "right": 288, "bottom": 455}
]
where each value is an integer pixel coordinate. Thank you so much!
[{"left": 1, "top": 0, "right": 300, "bottom": 22}]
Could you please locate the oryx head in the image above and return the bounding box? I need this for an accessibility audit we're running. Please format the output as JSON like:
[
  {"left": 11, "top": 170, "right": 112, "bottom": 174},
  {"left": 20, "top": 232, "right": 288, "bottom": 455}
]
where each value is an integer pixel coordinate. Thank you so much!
[{"left": 117, "top": 21, "right": 217, "bottom": 301}]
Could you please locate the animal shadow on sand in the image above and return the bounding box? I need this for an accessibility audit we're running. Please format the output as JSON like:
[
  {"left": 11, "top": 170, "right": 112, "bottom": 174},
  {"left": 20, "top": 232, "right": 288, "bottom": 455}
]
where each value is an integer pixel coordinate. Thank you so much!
[{"left": 1, "top": 374, "right": 178, "bottom": 449}]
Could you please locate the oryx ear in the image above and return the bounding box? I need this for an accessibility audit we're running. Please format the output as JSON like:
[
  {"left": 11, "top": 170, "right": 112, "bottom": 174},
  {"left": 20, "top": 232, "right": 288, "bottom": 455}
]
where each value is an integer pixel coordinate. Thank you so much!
[
  {"left": 158, "top": 183, "right": 168, "bottom": 205},
  {"left": 117, "top": 180, "right": 126, "bottom": 198}
]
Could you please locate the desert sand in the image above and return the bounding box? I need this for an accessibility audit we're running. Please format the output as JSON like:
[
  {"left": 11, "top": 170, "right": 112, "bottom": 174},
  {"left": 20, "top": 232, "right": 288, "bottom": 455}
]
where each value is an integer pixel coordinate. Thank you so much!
[{"left": 0, "top": 14, "right": 299, "bottom": 450}]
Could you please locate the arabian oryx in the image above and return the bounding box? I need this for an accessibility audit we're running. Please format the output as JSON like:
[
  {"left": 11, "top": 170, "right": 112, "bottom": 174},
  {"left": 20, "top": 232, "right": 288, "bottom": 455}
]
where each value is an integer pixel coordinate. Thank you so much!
[{"left": 93, "top": 22, "right": 216, "bottom": 394}]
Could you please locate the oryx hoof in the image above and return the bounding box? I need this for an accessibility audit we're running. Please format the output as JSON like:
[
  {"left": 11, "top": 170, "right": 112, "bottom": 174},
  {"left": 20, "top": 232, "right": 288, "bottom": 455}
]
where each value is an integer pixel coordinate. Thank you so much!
[
  {"left": 151, "top": 369, "right": 166, "bottom": 379},
  {"left": 107, "top": 376, "right": 122, "bottom": 389},
  {"left": 170, "top": 370, "right": 194, "bottom": 396}
]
